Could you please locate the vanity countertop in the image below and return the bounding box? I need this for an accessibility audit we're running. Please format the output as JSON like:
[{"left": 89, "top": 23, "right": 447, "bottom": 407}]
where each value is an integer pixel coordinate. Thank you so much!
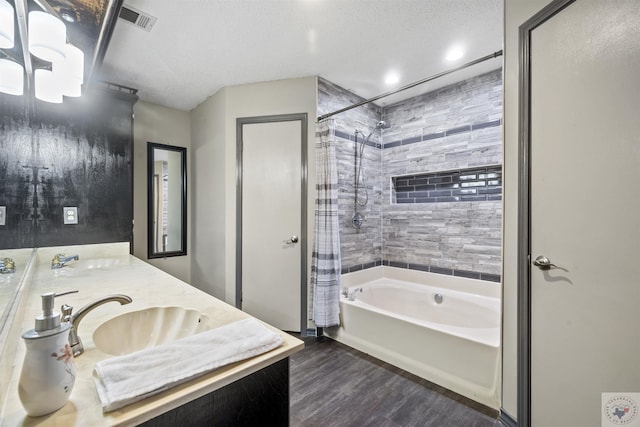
[{"left": 0, "top": 243, "right": 304, "bottom": 426}]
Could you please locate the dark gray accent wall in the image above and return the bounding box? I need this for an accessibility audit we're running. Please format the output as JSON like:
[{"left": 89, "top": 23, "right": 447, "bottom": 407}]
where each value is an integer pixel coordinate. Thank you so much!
[
  {"left": 318, "top": 69, "right": 503, "bottom": 281},
  {"left": 0, "top": 87, "right": 137, "bottom": 249}
]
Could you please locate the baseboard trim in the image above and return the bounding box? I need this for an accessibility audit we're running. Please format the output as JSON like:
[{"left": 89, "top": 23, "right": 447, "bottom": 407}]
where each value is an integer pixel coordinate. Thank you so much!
[{"left": 498, "top": 408, "right": 517, "bottom": 427}]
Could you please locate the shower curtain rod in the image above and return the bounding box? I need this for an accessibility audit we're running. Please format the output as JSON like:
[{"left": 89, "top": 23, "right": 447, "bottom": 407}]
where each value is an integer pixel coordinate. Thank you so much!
[{"left": 316, "top": 50, "right": 503, "bottom": 122}]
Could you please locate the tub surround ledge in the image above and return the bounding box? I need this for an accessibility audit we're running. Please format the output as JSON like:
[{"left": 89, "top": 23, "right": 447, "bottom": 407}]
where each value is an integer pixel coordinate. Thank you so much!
[{"left": 0, "top": 243, "right": 303, "bottom": 427}]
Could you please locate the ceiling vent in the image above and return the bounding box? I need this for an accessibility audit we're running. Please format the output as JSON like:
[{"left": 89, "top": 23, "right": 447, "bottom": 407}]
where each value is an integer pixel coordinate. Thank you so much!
[{"left": 118, "top": 4, "right": 157, "bottom": 32}]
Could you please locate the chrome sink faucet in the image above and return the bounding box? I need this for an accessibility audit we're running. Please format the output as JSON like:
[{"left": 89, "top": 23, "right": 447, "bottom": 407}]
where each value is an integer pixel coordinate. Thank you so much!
[
  {"left": 0, "top": 257, "right": 15, "bottom": 274},
  {"left": 61, "top": 294, "right": 132, "bottom": 357},
  {"left": 51, "top": 254, "right": 79, "bottom": 269}
]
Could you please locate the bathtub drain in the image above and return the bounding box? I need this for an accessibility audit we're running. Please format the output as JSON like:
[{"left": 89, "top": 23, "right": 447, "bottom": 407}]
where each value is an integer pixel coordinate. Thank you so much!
[{"left": 434, "top": 293, "right": 443, "bottom": 304}]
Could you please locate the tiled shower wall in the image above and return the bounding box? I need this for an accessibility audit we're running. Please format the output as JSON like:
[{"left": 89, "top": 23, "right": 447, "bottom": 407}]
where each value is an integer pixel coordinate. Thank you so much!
[
  {"left": 382, "top": 69, "right": 503, "bottom": 280},
  {"left": 318, "top": 78, "right": 383, "bottom": 269},
  {"left": 317, "top": 69, "right": 503, "bottom": 281}
]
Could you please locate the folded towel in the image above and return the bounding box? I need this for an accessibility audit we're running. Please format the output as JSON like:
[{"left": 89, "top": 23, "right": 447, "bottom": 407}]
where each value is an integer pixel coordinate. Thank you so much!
[{"left": 93, "top": 317, "right": 284, "bottom": 412}]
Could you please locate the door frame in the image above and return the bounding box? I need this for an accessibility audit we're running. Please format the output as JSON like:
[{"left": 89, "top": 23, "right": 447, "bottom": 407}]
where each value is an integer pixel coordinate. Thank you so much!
[
  {"left": 517, "top": 1, "right": 575, "bottom": 426},
  {"left": 235, "top": 113, "right": 308, "bottom": 334}
]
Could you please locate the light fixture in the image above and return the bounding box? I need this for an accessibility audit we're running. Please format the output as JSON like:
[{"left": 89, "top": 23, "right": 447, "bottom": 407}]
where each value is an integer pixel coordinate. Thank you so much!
[
  {"left": 34, "top": 69, "right": 62, "bottom": 103},
  {"left": 0, "top": 6, "right": 85, "bottom": 102},
  {"left": 0, "top": 0, "right": 14, "bottom": 48},
  {"left": 28, "top": 11, "right": 67, "bottom": 63},
  {"left": 445, "top": 46, "right": 464, "bottom": 62},
  {"left": 59, "top": 10, "right": 76, "bottom": 23},
  {"left": 0, "top": 0, "right": 21, "bottom": 96},
  {"left": 384, "top": 72, "right": 400, "bottom": 85},
  {"left": 56, "top": 43, "right": 84, "bottom": 97},
  {"left": 0, "top": 59, "right": 24, "bottom": 95}
]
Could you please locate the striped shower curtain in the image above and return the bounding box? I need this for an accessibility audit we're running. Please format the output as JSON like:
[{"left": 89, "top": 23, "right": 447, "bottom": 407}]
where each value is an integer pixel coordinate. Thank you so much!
[{"left": 311, "top": 119, "right": 341, "bottom": 328}]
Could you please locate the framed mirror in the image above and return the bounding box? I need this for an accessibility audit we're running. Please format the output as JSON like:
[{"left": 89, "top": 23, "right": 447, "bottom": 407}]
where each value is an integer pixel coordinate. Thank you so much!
[{"left": 147, "top": 142, "right": 187, "bottom": 258}]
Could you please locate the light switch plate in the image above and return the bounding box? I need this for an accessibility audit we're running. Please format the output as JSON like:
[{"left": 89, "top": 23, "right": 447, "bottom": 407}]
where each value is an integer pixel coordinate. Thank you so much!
[
  {"left": 0, "top": 206, "right": 5, "bottom": 226},
  {"left": 63, "top": 207, "right": 78, "bottom": 225}
]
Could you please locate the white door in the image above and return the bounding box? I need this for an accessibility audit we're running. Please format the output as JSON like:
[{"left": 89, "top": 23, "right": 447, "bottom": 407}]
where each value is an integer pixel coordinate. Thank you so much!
[
  {"left": 240, "top": 119, "right": 303, "bottom": 332},
  {"left": 529, "top": 1, "right": 640, "bottom": 426}
]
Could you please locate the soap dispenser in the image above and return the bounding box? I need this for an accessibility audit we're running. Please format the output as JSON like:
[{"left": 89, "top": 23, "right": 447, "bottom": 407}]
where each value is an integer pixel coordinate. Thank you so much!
[{"left": 19, "top": 291, "right": 78, "bottom": 417}]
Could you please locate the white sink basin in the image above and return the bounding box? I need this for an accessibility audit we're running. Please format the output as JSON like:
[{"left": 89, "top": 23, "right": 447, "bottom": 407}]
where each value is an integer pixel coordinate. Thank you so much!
[{"left": 93, "top": 306, "right": 210, "bottom": 355}]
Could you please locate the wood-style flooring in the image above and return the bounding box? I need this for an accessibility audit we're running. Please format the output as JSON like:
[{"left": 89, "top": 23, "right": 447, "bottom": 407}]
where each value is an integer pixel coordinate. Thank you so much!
[{"left": 289, "top": 335, "right": 499, "bottom": 427}]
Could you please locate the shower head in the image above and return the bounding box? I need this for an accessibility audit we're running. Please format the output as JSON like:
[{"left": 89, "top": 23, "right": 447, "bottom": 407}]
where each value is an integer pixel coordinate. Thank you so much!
[{"left": 355, "top": 121, "right": 390, "bottom": 143}]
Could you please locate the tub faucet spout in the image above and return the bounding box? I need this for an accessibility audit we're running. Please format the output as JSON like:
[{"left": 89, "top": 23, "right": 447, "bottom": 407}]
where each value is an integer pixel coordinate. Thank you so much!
[
  {"left": 61, "top": 294, "right": 132, "bottom": 357},
  {"left": 51, "top": 254, "right": 79, "bottom": 269}
]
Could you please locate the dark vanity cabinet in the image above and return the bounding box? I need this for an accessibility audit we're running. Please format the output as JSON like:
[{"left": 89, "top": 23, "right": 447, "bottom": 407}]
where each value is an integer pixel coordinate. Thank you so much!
[{"left": 140, "top": 358, "right": 290, "bottom": 427}]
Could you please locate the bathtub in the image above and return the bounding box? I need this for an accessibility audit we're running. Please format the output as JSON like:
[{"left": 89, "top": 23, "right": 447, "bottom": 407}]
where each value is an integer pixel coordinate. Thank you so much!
[{"left": 324, "top": 266, "right": 501, "bottom": 409}]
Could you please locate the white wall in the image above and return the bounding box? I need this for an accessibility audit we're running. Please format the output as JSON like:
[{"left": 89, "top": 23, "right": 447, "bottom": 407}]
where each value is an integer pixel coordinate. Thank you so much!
[
  {"left": 191, "top": 77, "right": 318, "bottom": 310},
  {"left": 133, "top": 101, "right": 192, "bottom": 282},
  {"left": 191, "top": 88, "right": 228, "bottom": 299},
  {"left": 502, "top": 0, "right": 553, "bottom": 419}
]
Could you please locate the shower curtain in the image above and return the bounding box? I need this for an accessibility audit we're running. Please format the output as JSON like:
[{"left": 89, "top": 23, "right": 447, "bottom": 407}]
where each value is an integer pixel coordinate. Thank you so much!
[{"left": 311, "top": 119, "right": 341, "bottom": 328}]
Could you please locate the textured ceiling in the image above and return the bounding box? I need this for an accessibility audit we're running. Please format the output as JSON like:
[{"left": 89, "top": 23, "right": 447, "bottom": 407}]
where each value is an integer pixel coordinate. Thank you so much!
[{"left": 99, "top": 0, "right": 503, "bottom": 112}]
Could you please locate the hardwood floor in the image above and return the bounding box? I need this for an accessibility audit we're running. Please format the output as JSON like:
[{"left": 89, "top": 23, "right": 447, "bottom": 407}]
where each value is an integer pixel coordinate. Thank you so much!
[{"left": 289, "top": 335, "right": 499, "bottom": 427}]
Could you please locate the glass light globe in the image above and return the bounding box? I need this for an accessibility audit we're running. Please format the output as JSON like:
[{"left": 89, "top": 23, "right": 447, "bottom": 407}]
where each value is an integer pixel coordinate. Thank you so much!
[
  {"left": 0, "top": 59, "right": 24, "bottom": 95},
  {"left": 29, "top": 11, "right": 67, "bottom": 63},
  {"left": 0, "top": 0, "right": 14, "bottom": 49},
  {"left": 35, "top": 69, "right": 63, "bottom": 103}
]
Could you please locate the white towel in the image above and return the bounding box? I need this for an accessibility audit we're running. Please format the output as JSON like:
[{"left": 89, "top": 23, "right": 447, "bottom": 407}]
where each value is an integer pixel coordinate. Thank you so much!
[{"left": 93, "top": 317, "right": 284, "bottom": 412}]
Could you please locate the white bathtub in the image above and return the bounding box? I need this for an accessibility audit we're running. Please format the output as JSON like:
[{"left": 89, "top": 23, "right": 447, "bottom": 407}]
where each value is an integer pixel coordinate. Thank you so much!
[{"left": 324, "top": 266, "right": 501, "bottom": 409}]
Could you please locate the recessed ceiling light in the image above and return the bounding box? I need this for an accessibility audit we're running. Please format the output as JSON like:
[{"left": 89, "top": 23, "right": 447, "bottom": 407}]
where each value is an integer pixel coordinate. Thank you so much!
[
  {"left": 445, "top": 47, "right": 464, "bottom": 61},
  {"left": 384, "top": 72, "right": 399, "bottom": 85}
]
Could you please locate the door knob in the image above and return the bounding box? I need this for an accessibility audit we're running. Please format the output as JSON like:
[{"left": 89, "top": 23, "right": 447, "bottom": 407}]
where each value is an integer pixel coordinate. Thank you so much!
[
  {"left": 532, "top": 255, "right": 557, "bottom": 270},
  {"left": 284, "top": 235, "right": 299, "bottom": 244}
]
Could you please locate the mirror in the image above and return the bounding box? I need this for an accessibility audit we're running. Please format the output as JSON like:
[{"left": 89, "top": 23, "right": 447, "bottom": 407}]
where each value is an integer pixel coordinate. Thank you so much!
[
  {"left": 147, "top": 142, "right": 187, "bottom": 258},
  {"left": 0, "top": 249, "right": 34, "bottom": 340}
]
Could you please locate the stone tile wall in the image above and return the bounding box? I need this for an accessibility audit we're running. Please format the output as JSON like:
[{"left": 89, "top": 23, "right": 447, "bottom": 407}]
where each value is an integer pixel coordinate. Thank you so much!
[
  {"left": 317, "top": 69, "right": 503, "bottom": 281},
  {"left": 318, "top": 78, "right": 383, "bottom": 269}
]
